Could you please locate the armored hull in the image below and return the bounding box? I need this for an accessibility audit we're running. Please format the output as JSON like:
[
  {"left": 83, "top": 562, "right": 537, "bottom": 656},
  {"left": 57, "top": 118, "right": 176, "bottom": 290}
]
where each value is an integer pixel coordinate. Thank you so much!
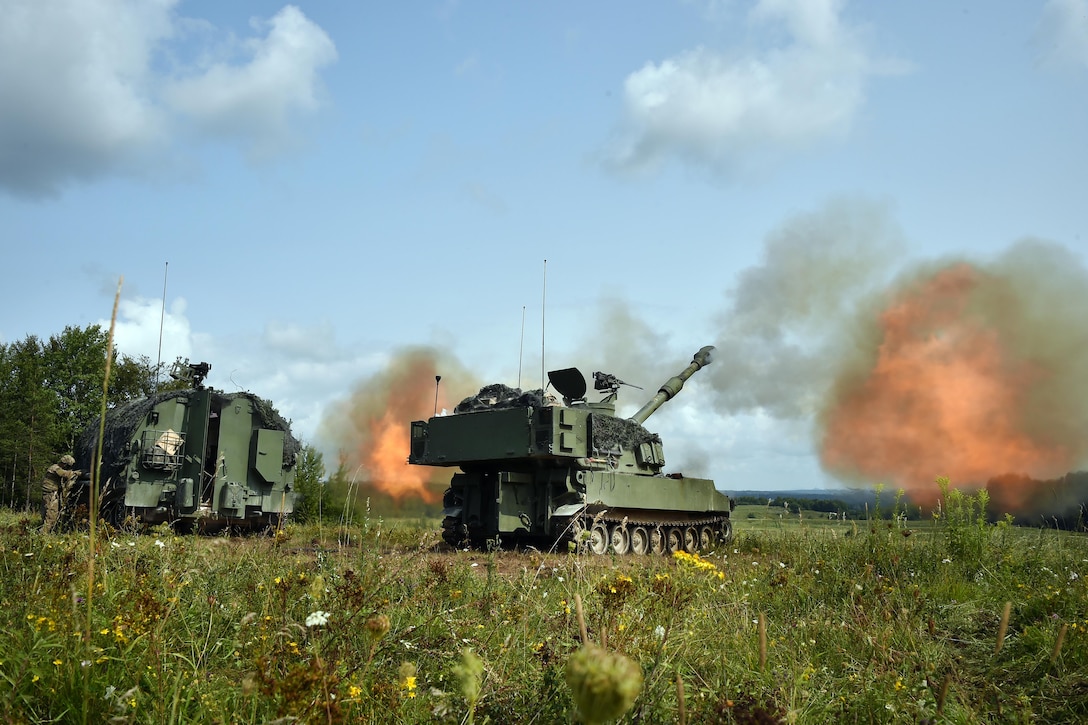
[
  {"left": 409, "top": 347, "right": 733, "bottom": 554},
  {"left": 70, "top": 361, "right": 298, "bottom": 531}
]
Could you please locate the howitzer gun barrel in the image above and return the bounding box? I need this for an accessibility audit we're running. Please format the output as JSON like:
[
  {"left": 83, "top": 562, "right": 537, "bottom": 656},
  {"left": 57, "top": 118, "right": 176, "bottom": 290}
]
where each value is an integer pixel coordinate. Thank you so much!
[{"left": 628, "top": 345, "right": 714, "bottom": 425}]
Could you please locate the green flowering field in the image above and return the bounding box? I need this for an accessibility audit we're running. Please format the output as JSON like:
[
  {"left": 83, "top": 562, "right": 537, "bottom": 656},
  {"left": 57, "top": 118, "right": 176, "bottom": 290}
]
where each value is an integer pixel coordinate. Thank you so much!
[{"left": 1, "top": 494, "right": 1086, "bottom": 724}]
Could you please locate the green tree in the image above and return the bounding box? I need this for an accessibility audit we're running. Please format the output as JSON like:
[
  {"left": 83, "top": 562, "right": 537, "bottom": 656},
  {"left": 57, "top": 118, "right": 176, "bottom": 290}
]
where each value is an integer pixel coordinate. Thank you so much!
[
  {"left": 111, "top": 353, "right": 181, "bottom": 403},
  {"left": 0, "top": 325, "right": 165, "bottom": 510},
  {"left": 292, "top": 443, "right": 328, "bottom": 522},
  {"left": 42, "top": 325, "right": 112, "bottom": 450},
  {"left": 0, "top": 336, "right": 59, "bottom": 509}
]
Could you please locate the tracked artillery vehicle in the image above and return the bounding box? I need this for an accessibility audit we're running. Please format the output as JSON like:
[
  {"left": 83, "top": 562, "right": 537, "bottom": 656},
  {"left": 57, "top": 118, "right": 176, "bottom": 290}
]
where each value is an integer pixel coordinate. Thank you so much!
[
  {"left": 69, "top": 359, "right": 298, "bottom": 532},
  {"left": 409, "top": 346, "right": 734, "bottom": 554}
]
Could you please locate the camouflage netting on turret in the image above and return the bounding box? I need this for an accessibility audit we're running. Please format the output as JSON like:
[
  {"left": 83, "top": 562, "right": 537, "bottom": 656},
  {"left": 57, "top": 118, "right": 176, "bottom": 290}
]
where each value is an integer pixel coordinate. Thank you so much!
[
  {"left": 76, "top": 389, "right": 301, "bottom": 480},
  {"left": 453, "top": 382, "right": 660, "bottom": 455},
  {"left": 590, "top": 414, "right": 660, "bottom": 454},
  {"left": 454, "top": 384, "right": 548, "bottom": 413}
]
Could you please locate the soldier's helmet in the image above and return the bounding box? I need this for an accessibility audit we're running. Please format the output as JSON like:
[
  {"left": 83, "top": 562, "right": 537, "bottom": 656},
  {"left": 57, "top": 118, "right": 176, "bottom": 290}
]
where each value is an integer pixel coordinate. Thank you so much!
[{"left": 60, "top": 454, "right": 75, "bottom": 467}]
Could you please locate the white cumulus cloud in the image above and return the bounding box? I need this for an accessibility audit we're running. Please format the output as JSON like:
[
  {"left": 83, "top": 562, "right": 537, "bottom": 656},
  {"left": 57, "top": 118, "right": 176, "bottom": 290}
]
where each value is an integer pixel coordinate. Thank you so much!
[
  {"left": 0, "top": 1, "right": 337, "bottom": 198},
  {"left": 163, "top": 6, "right": 338, "bottom": 159},
  {"left": 106, "top": 295, "right": 196, "bottom": 370},
  {"left": 605, "top": 0, "right": 898, "bottom": 174}
]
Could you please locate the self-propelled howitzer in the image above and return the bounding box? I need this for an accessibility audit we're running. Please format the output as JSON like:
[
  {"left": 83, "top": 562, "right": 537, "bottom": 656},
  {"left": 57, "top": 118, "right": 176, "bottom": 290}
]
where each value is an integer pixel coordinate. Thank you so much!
[
  {"left": 67, "top": 359, "right": 298, "bottom": 532},
  {"left": 408, "top": 346, "right": 734, "bottom": 554}
]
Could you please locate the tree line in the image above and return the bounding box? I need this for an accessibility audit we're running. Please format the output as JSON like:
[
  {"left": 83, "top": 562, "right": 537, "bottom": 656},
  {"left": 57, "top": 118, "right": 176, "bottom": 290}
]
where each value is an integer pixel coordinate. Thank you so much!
[
  {"left": 732, "top": 494, "right": 923, "bottom": 521},
  {"left": 0, "top": 324, "right": 175, "bottom": 510}
]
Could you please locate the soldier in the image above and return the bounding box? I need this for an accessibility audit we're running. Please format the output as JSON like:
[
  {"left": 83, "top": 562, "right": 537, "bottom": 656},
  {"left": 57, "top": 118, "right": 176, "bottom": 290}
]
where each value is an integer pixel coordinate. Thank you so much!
[{"left": 41, "top": 454, "right": 81, "bottom": 534}]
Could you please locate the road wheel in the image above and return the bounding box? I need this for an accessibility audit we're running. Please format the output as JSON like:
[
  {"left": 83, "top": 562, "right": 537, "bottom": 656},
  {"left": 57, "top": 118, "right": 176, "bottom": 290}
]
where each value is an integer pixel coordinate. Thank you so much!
[
  {"left": 609, "top": 525, "right": 630, "bottom": 555},
  {"left": 699, "top": 526, "right": 714, "bottom": 551},
  {"left": 666, "top": 528, "right": 683, "bottom": 554},
  {"left": 630, "top": 526, "right": 650, "bottom": 555},
  {"left": 441, "top": 516, "right": 466, "bottom": 548},
  {"left": 650, "top": 527, "right": 666, "bottom": 555},
  {"left": 683, "top": 527, "right": 698, "bottom": 553},
  {"left": 588, "top": 522, "right": 609, "bottom": 555}
]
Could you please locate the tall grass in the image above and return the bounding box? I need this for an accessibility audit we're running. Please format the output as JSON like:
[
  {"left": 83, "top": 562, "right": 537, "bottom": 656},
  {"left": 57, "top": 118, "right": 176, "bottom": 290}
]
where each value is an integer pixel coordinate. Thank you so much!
[{"left": 0, "top": 497, "right": 1085, "bottom": 723}]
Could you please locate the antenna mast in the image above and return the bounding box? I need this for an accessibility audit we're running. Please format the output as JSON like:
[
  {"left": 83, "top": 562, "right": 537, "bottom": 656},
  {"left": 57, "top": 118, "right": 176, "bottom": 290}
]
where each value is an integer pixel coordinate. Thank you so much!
[
  {"left": 156, "top": 261, "right": 168, "bottom": 389},
  {"left": 541, "top": 259, "right": 547, "bottom": 391},
  {"left": 518, "top": 305, "right": 526, "bottom": 389}
]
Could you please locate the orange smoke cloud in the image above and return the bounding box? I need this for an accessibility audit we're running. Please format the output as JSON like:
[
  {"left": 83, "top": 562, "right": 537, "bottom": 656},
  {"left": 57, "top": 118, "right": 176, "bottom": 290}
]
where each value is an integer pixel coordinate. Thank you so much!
[
  {"left": 819, "top": 262, "right": 1076, "bottom": 509},
  {"left": 322, "top": 348, "right": 473, "bottom": 503},
  {"left": 363, "top": 391, "right": 439, "bottom": 504},
  {"left": 702, "top": 201, "right": 1088, "bottom": 518}
]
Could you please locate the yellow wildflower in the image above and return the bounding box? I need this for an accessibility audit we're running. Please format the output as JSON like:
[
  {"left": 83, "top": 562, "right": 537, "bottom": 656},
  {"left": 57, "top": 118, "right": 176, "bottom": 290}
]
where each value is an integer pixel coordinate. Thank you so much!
[{"left": 402, "top": 676, "right": 417, "bottom": 698}]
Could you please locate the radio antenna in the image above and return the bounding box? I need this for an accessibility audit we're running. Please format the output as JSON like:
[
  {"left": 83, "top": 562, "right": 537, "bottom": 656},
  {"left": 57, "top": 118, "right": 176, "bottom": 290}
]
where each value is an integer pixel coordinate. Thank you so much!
[
  {"left": 156, "top": 261, "right": 168, "bottom": 389},
  {"left": 541, "top": 259, "right": 547, "bottom": 391},
  {"left": 518, "top": 305, "right": 526, "bottom": 389},
  {"left": 433, "top": 375, "right": 442, "bottom": 417}
]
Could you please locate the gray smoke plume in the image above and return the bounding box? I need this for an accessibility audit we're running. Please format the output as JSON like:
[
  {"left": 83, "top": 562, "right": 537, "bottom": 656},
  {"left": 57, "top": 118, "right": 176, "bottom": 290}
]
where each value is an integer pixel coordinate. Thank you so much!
[
  {"left": 705, "top": 198, "right": 905, "bottom": 417},
  {"left": 569, "top": 297, "right": 676, "bottom": 405}
]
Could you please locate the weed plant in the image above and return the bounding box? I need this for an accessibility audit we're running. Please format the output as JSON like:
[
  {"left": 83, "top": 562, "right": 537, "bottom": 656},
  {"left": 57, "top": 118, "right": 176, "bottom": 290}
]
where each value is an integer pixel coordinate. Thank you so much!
[{"left": 0, "top": 495, "right": 1086, "bottom": 724}]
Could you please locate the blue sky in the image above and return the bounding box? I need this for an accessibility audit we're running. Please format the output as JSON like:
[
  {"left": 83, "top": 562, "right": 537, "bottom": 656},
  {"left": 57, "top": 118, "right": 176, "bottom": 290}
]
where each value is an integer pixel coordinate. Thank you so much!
[{"left": 2, "top": 0, "right": 1087, "bottom": 493}]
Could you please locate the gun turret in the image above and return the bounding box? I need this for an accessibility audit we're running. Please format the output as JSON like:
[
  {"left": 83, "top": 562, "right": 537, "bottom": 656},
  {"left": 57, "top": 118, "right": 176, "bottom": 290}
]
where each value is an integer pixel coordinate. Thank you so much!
[
  {"left": 627, "top": 345, "right": 714, "bottom": 425},
  {"left": 409, "top": 343, "right": 733, "bottom": 552}
]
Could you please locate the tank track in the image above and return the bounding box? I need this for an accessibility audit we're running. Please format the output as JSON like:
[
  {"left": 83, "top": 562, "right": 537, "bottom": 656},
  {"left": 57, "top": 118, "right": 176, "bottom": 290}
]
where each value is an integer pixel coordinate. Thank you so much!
[
  {"left": 441, "top": 515, "right": 469, "bottom": 548},
  {"left": 559, "top": 508, "right": 733, "bottom": 556},
  {"left": 439, "top": 488, "right": 733, "bottom": 554}
]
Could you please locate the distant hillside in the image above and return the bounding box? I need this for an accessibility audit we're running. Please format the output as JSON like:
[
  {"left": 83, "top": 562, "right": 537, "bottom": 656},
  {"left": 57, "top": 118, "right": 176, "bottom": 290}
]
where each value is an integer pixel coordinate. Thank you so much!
[
  {"left": 726, "top": 488, "right": 915, "bottom": 519},
  {"left": 729, "top": 488, "right": 894, "bottom": 506}
]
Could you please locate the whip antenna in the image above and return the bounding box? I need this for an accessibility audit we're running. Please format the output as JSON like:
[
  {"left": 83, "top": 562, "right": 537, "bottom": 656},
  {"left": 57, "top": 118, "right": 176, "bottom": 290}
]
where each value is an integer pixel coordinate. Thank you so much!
[
  {"left": 156, "top": 261, "right": 168, "bottom": 389},
  {"left": 541, "top": 259, "right": 547, "bottom": 391},
  {"left": 518, "top": 305, "right": 526, "bottom": 389},
  {"left": 433, "top": 375, "right": 442, "bottom": 417}
]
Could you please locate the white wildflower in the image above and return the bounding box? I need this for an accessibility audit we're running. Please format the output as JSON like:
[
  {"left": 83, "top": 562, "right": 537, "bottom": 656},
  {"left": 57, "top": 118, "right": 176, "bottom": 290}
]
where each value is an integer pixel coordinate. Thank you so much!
[{"left": 305, "top": 610, "right": 330, "bottom": 627}]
